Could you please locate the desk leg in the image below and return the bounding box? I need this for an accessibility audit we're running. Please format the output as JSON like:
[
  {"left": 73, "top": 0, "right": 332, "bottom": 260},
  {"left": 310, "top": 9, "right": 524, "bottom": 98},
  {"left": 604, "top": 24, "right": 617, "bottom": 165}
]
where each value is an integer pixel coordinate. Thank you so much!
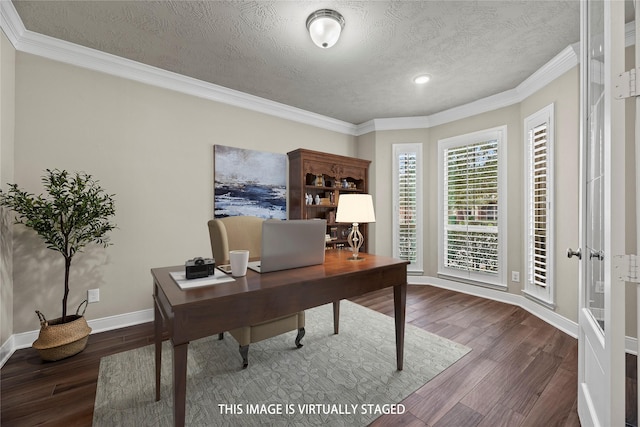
[
  {"left": 154, "top": 299, "right": 162, "bottom": 401},
  {"left": 394, "top": 283, "right": 406, "bottom": 371},
  {"left": 173, "top": 342, "right": 188, "bottom": 427},
  {"left": 333, "top": 300, "right": 340, "bottom": 334}
]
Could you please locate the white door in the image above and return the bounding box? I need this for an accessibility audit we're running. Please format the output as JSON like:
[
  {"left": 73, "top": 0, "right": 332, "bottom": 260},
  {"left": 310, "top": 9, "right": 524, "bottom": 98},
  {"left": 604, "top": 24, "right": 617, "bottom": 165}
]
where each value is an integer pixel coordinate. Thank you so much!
[{"left": 575, "top": 1, "right": 627, "bottom": 426}]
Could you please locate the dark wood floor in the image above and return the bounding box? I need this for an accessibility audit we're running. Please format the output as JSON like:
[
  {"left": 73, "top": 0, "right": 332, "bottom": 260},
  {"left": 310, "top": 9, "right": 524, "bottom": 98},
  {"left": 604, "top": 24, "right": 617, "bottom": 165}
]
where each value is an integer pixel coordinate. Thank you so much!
[{"left": 1, "top": 285, "right": 586, "bottom": 426}]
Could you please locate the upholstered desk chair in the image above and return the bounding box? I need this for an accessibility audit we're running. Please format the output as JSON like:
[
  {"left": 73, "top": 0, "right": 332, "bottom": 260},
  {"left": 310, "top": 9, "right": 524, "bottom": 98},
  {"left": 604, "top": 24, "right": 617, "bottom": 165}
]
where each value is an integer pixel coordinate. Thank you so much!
[{"left": 207, "top": 216, "right": 305, "bottom": 368}]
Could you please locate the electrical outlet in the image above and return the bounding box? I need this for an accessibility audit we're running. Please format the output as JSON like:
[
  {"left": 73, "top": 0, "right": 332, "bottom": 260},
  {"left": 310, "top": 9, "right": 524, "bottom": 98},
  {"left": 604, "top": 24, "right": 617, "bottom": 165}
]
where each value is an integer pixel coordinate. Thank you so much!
[
  {"left": 511, "top": 271, "right": 520, "bottom": 282},
  {"left": 87, "top": 288, "right": 100, "bottom": 303}
]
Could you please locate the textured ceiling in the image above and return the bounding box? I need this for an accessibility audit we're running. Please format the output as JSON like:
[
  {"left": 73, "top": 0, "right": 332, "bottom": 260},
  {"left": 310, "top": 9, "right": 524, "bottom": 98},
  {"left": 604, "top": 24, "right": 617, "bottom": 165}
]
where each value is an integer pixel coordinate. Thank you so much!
[{"left": 12, "top": 0, "right": 582, "bottom": 124}]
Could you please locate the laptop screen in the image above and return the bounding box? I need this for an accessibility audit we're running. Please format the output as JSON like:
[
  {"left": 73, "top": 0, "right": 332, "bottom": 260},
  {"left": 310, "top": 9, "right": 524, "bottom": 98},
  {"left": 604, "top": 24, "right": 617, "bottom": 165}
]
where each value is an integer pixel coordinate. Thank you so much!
[{"left": 249, "top": 219, "right": 327, "bottom": 273}]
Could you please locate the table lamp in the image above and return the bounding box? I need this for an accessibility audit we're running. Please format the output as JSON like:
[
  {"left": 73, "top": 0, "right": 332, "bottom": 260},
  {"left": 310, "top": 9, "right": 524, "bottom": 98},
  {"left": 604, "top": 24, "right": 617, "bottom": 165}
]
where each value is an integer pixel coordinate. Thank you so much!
[{"left": 335, "top": 194, "right": 376, "bottom": 260}]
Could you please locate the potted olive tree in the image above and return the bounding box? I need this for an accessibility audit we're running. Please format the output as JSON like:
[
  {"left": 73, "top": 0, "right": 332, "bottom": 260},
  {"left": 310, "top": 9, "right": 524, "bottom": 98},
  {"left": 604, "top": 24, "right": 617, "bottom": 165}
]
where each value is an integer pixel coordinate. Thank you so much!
[{"left": 0, "top": 169, "right": 116, "bottom": 361}]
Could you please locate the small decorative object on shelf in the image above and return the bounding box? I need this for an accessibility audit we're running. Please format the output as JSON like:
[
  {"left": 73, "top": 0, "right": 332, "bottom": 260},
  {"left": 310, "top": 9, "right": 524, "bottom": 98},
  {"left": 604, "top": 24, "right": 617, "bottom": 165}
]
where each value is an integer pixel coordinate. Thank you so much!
[
  {"left": 330, "top": 227, "right": 338, "bottom": 239},
  {"left": 342, "top": 227, "right": 351, "bottom": 239},
  {"left": 315, "top": 174, "right": 324, "bottom": 186},
  {"left": 328, "top": 192, "right": 335, "bottom": 204},
  {"left": 314, "top": 194, "right": 321, "bottom": 205}
]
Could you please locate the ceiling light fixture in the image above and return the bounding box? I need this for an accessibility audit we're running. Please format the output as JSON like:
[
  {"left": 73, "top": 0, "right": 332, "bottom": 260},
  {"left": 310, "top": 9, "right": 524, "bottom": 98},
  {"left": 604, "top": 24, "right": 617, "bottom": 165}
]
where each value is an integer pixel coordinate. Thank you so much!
[
  {"left": 414, "top": 74, "right": 431, "bottom": 84},
  {"left": 306, "top": 9, "right": 345, "bottom": 49}
]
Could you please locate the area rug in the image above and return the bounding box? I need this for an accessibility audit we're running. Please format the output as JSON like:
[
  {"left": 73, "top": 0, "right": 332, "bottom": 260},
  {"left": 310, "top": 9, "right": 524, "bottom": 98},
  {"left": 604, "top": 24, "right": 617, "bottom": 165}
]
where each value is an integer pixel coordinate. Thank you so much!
[{"left": 93, "top": 300, "right": 470, "bottom": 426}]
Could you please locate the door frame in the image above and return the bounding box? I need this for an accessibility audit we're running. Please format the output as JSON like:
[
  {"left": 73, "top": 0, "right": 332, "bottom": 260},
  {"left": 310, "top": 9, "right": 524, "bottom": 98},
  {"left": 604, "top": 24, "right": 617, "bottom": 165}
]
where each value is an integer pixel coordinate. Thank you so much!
[{"left": 577, "top": 1, "right": 627, "bottom": 426}]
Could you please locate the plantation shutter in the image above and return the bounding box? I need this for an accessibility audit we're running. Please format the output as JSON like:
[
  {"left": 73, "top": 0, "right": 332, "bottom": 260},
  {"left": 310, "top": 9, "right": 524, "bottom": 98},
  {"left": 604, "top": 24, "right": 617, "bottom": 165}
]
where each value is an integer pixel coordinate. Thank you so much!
[
  {"left": 398, "top": 152, "right": 418, "bottom": 263},
  {"left": 393, "top": 143, "right": 423, "bottom": 273},
  {"left": 444, "top": 140, "right": 499, "bottom": 275},
  {"left": 523, "top": 104, "right": 554, "bottom": 307},
  {"left": 528, "top": 123, "right": 549, "bottom": 288}
]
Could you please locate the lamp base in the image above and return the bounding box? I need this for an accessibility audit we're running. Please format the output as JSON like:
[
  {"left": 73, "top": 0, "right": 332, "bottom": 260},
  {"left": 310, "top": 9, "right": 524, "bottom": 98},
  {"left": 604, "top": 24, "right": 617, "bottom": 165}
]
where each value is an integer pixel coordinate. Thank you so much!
[{"left": 346, "top": 223, "right": 365, "bottom": 261}]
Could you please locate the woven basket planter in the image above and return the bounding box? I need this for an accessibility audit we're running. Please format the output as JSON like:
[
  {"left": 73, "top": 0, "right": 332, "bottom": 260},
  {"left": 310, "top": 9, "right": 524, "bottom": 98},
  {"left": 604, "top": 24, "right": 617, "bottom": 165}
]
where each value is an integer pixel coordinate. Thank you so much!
[{"left": 32, "top": 301, "right": 92, "bottom": 361}]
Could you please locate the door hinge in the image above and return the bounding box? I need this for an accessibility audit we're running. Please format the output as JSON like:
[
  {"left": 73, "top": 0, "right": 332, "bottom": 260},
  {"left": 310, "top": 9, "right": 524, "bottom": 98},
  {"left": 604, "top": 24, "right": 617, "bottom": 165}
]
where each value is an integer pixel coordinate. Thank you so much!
[
  {"left": 615, "top": 254, "right": 640, "bottom": 283},
  {"left": 615, "top": 68, "right": 640, "bottom": 99}
]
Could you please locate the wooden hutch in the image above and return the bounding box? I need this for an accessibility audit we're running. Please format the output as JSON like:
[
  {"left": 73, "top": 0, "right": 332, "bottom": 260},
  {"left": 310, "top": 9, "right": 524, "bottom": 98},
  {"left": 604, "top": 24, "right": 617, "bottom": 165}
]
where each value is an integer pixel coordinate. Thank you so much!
[{"left": 287, "top": 149, "right": 371, "bottom": 251}]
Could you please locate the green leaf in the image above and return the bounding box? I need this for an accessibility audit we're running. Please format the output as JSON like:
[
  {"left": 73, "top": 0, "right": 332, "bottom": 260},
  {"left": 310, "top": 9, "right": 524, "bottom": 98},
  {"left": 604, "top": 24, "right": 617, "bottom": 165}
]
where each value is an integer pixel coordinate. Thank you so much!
[{"left": 0, "top": 169, "right": 117, "bottom": 320}]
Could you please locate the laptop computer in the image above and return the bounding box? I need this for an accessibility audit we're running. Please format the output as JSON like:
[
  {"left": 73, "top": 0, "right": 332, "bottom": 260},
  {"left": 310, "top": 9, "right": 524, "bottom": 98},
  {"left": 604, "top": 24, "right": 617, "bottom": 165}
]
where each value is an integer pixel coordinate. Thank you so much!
[{"left": 248, "top": 219, "right": 327, "bottom": 273}]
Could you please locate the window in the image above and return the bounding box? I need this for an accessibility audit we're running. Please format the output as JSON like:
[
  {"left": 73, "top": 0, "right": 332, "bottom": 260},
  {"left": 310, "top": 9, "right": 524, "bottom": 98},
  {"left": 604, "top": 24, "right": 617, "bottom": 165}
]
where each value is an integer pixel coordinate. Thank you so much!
[
  {"left": 438, "top": 126, "right": 506, "bottom": 287},
  {"left": 392, "top": 143, "right": 423, "bottom": 274},
  {"left": 524, "top": 104, "right": 555, "bottom": 306}
]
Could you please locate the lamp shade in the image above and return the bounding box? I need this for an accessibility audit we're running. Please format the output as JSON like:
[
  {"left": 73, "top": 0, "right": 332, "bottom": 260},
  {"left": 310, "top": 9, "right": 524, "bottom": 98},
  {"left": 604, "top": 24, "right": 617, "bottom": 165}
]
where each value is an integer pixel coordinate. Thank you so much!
[
  {"left": 306, "top": 9, "right": 345, "bottom": 49},
  {"left": 335, "top": 194, "right": 376, "bottom": 224}
]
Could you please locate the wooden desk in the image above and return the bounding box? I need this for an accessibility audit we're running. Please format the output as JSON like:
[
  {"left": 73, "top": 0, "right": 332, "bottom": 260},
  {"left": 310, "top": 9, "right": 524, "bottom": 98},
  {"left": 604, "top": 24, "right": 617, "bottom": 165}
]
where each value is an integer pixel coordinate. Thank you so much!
[{"left": 152, "top": 249, "right": 408, "bottom": 427}]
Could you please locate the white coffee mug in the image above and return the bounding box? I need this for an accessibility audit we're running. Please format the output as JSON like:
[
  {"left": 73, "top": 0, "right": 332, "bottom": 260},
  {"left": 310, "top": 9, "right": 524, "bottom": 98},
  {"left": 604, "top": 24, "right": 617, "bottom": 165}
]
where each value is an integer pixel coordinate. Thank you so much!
[{"left": 229, "top": 250, "right": 250, "bottom": 277}]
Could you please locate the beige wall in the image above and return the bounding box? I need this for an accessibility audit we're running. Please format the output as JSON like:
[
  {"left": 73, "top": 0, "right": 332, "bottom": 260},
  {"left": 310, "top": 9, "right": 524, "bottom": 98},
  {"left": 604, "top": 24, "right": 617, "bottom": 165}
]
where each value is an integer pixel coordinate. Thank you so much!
[
  {"left": 428, "top": 106, "right": 523, "bottom": 290},
  {"left": 10, "top": 52, "right": 356, "bottom": 333},
  {"left": 1, "top": 46, "right": 628, "bottom": 340},
  {"left": 355, "top": 132, "right": 377, "bottom": 247},
  {"left": 363, "top": 68, "right": 580, "bottom": 323},
  {"left": 519, "top": 67, "right": 580, "bottom": 322},
  {"left": 1, "top": 30, "right": 16, "bottom": 349},
  {"left": 366, "top": 128, "right": 428, "bottom": 259}
]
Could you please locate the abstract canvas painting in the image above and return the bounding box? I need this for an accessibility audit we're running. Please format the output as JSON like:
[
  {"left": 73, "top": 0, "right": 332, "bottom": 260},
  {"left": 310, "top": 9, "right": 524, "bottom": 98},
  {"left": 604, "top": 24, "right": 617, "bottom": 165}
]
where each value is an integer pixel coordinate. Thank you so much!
[{"left": 213, "top": 145, "right": 286, "bottom": 219}]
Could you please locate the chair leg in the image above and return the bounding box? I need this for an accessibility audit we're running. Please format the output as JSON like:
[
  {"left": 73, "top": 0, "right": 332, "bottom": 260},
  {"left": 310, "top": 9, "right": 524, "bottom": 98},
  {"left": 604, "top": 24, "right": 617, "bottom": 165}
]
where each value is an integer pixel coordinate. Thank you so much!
[
  {"left": 239, "top": 345, "right": 249, "bottom": 369},
  {"left": 295, "top": 327, "right": 305, "bottom": 348},
  {"left": 218, "top": 333, "right": 224, "bottom": 340}
]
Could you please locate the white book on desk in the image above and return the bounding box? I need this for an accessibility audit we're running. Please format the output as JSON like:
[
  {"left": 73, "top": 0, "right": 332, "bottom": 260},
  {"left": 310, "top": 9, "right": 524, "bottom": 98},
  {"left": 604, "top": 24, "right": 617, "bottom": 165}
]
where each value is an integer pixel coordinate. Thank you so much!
[{"left": 170, "top": 270, "right": 235, "bottom": 289}]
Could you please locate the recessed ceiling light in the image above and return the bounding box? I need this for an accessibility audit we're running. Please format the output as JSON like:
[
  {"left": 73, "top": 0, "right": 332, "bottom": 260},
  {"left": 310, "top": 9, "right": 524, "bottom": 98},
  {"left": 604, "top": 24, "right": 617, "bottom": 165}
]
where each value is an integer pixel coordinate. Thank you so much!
[{"left": 413, "top": 74, "right": 431, "bottom": 84}]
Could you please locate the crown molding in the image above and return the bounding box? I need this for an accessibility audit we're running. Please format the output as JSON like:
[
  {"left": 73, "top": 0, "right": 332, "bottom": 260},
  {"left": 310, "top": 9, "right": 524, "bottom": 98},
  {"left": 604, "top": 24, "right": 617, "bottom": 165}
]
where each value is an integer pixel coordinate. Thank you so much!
[
  {"left": 358, "top": 44, "right": 579, "bottom": 135},
  {"left": 4, "top": 1, "right": 624, "bottom": 137},
  {"left": 0, "top": 0, "right": 22, "bottom": 45},
  {"left": 0, "top": 1, "right": 358, "bottom": 136},
  {"left": 360, "top": 21, "right": 635, "bottom": 135}
]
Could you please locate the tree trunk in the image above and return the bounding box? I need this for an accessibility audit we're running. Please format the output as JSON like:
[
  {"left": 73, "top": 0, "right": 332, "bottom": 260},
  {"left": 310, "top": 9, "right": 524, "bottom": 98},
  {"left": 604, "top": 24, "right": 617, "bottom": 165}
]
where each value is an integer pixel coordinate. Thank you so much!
[{"left": 62, "top": 257, "right": 71, "bottom": 322}]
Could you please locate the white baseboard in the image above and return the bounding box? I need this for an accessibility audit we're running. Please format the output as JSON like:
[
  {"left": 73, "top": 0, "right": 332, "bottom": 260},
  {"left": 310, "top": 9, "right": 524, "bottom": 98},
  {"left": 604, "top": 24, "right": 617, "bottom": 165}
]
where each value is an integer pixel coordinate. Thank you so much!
[
  {"left": 2, "top": 279, "right": 638, "bottom": 368},
  {"left": 0, "top": 308, "right": 153, "bottom": 368},
  {"left": 410, "top": 275, "right": 580, "bottom": 336},
  {"left": 408, "top": 275, "right": 640, "bottom": 354},
  {"left": 627, "top": 336, "right": 639, "bottom": 356},
  {"left": 0, "top": 335, "right": 16, "bottom": 368}
]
